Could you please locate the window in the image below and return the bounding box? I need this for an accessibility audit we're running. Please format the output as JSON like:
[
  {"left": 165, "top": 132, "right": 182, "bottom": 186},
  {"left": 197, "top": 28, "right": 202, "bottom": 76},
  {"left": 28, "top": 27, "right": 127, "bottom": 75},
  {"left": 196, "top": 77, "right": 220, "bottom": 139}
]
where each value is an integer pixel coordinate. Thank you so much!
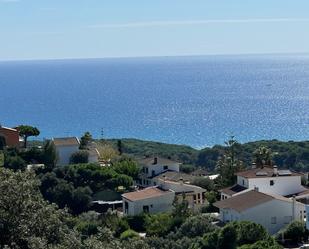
[
  {"left": 150, "top": 204, "right": 153, "bottom": 208},
  {"left": 143, "top": 205, "right": 149, "bottom": 213},
  {"left": 163, "top": 165, "right": 168, "bottom": 170},
  {"left": 270, "top": 180, "right": 274, "bottom": 186},
  {"left": 271, "top": 217, "right": 277, "bottom": 224},
  {"left": 198, "top": 193, "right": 201, "bottom": 200},
  {"left": 152, "top": 170, "right": 155, "bottom": 177},
  {"left": 242, "top": 179, "right": 245, "bottom": 186}
]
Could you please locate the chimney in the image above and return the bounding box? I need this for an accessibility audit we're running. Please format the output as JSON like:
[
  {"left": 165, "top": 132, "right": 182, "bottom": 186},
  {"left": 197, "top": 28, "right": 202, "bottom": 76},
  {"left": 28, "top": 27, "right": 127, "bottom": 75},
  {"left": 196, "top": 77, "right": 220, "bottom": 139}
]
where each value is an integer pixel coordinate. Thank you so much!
[
  {"left": 252, "top": 162, "right": 256, "bottom": 169},
  {"left": 273, "top": 165, "right": 278, "bottom": 176},
  {"left": 154, "top": 157, "right": 158, "bottom": 164}
]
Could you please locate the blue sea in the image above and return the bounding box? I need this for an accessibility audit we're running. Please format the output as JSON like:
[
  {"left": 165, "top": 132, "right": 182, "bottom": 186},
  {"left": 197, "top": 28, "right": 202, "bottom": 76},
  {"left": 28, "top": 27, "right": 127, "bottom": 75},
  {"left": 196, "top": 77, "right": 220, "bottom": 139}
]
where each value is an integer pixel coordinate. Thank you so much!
[{"left": 0, "top": 54, "right": 308, "bottom": 148}]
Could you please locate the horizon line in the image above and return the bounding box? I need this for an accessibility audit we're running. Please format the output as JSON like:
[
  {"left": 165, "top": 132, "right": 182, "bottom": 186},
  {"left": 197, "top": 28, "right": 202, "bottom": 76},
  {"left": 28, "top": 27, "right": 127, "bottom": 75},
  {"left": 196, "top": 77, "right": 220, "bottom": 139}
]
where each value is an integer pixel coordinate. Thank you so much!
[{"left": 1, "top": 51, "right": 309, "bottom": 63}]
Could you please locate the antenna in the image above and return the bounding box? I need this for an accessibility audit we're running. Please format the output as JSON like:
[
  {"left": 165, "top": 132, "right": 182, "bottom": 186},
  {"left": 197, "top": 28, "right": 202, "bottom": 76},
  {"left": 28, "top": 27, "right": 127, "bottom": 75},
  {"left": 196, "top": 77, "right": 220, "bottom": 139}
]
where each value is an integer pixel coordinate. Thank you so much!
[{"left": 101, "top": 128, "right": 104, "bottom": 140}]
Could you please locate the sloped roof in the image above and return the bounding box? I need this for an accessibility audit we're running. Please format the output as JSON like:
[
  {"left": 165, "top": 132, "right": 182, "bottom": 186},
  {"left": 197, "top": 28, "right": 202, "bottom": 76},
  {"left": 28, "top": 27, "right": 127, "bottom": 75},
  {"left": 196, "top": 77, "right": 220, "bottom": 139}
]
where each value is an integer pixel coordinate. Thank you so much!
[
  {"left": 153, "top": 171, "right": 195, "bottom": 183},
  {"left": 214, "top": 190, "right": 293, "bottom": 212},
  {"left": 220, "top": 184, "right": 247, "bottom": 196},
  {"left": 138, "top": 157, "right": 180, "bottom": 167},
  {"left": 53, "top": 137, "right": 80, "bottom": 146},
  {"left": 122, "top": 187, "right": 173, "bottom": 201}
]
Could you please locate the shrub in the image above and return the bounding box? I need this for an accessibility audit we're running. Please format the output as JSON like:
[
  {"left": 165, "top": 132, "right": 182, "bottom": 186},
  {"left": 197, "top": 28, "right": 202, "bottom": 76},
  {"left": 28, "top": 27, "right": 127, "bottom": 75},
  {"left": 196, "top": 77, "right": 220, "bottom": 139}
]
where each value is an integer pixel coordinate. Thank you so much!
[
  {"left": 120, "top": 229, "right": 139, "bottom": 240},
  {"left": 70, "top": 150, "right": 89, "bottom": 164}
]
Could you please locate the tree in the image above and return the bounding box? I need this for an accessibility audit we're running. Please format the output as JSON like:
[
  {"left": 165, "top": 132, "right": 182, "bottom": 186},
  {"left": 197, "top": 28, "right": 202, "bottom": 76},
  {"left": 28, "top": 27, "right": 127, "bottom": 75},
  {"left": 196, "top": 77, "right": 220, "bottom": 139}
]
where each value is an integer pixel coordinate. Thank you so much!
[
  {"left": 0, "top": 168, "right": 78, "bottom": 248},
  {"left": 18, "top": 125, "right": 40, "bottom": 148},
  {"left": 113, "top": 157, "right": 140, "bottom": 179},
  {"left": 117, "top": 140, "right": 123, "bottom": 155},
  {"left": 217, "top": 224, "right": 237, "bottom": 249},
  {"left": 43, "top": 140, "right": 57, "bottom": 169},
  {"left": 253, "top": 146, "right": 273, "bottom": 168},
  {"left": 175, "top": 215, "right": 216, "bottom": 238},
  {"left": 216, "top": 136, "right": 244, "bottom": 187},
  {"left": 280, "top": 220, "right": 306, "bottom": 244},
  {"left": 70, "top": 150, "right": 89, "bottom": 164},
  {"left": 80, "top": 132, "right": 92, "bottom": 149}
]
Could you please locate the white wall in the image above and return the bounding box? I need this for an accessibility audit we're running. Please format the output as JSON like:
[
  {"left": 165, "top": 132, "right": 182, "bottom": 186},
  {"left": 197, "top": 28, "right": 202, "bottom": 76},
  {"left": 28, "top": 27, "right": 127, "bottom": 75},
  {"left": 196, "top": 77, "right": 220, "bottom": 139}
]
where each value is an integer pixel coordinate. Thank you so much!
[
  {"left": 248, "top": 176, "right": 304, "bottom": 196},
  {"left": 144, "top": 163, "right": 179, "bottom": 178},
  {"left": 56, "top": 145, "right": 79, "bottom": 166},
  {"left": 123, "top": 191, "right": 175, "bottom": 216},
  {"left": 237, "top": 176, "right": 249, "bottom": 188},
  {"left": 219, "top": 199, "right": 305, "bottom": 234}
]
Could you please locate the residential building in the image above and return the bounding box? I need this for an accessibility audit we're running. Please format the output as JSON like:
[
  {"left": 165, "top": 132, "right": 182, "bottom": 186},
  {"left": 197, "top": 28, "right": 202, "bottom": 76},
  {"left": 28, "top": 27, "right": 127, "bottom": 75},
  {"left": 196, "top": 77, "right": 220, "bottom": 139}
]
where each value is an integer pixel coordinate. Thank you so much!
[
  {"left": 52, "top": 137, "right": 80, "bottom": 166},
  {"left": 220, "top": 166, "right": 305, "bottom": 200},
  {"left": 157, "top": 178, "right": 207, "bottom": 211},
  {"left": 214, "top": 190, "right": 305, "bottom": 234},
  {"left": 138, "top": 157, "right": 180, "bottom": 186},
  {"left": 122, "top": 187, "right": 175, "bottom": 216},
  {"left": 0, "top": 126, "right": 22, "bottom": 148}
]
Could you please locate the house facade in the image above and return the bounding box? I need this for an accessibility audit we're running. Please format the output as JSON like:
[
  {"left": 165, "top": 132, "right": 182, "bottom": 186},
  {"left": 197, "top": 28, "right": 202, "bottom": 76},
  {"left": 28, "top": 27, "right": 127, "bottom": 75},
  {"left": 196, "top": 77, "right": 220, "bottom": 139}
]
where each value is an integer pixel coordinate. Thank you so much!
[
  {"left": 0, "top": 126, "right": 21, "bottom": 148},
  {"left": 138, "top": 157, "right": 180, "bottom": 187},
  {"left": 52, "top": 137, "right": 80, "bottom": 166},
  {"left": 220, "top": 166, "right": 305, "bottom": 200},
  {"left": 214, "top": 190, "right": 305, "bottom": 234},
  {"left": 122, "top": 187, "right": 175, "bottom": 216}
]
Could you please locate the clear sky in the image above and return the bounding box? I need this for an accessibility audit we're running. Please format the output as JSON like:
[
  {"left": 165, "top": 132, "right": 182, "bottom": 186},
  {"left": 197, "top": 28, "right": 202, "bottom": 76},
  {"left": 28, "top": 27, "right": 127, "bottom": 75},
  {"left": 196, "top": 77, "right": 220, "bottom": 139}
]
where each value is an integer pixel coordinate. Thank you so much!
[{"left": 1, "top": 0, "right": 309, "bottom": 60}]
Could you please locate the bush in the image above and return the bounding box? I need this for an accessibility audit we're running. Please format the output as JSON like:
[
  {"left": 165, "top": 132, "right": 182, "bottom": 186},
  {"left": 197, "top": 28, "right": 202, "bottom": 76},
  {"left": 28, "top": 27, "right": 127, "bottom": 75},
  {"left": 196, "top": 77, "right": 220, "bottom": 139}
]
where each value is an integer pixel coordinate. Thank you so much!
[
  {"left": 217, "top": 224, "right": 237, "bottom": 249},
  {"left": 70, "top": 150, "right": 89, "bottom": 164},
  {"left": 126, "top": 213, "right": 147, "bottom": 232},
  {"left": 280, "top": 220, "right": 306, "bottom": 244},
  {"left": 120, "top": 229, "right": 139, "bottom": 240},
  {"left": 175, "top": 215, "right": 216, "bottom": 238}
]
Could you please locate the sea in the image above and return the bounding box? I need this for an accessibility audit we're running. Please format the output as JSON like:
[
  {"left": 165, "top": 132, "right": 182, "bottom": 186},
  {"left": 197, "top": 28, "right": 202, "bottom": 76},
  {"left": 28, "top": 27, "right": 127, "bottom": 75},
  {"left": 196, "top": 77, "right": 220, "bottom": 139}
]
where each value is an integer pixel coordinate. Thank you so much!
[{"left": 0, "top": 54, "right": 308, "bottom": 148}]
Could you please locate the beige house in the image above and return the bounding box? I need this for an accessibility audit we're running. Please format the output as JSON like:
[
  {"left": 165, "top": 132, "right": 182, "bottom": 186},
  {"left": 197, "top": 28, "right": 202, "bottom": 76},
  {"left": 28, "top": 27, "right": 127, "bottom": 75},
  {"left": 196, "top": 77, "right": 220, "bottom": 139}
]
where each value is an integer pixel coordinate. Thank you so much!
[{"left": 122, "top": 187, "right": 175, "bottom": 216}]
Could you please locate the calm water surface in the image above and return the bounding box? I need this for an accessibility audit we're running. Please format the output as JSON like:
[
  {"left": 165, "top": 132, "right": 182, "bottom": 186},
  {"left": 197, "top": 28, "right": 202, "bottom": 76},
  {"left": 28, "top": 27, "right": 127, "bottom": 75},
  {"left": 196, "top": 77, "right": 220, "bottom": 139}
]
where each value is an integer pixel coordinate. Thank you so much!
[{"left": 0, "top": 54, "right": 308, "bottom": 148}]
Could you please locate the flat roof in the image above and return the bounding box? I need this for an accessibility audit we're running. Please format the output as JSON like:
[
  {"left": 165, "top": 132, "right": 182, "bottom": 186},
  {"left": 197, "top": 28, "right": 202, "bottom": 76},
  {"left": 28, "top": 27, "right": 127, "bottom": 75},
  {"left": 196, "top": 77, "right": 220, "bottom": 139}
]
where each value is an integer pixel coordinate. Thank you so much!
[
  {"left": 122, "top": 187, "right": 173, "bottom": 201},
  {"left": 236, "top": 166, "right": 302, "bottom": 178}
]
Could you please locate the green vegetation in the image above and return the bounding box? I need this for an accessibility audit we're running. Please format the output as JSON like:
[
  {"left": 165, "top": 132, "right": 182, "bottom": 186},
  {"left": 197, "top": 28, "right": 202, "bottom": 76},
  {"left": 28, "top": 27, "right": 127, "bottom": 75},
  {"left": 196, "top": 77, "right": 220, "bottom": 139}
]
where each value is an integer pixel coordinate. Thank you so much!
[
  {"left": 18, "top": 125, "right": 40, "bottom": 148},
  {"left": 1, "top": 128, "right": 308, "bottom": 248},
  {"left": 105, "top": 138, "right": 309, "bottom": 172}
]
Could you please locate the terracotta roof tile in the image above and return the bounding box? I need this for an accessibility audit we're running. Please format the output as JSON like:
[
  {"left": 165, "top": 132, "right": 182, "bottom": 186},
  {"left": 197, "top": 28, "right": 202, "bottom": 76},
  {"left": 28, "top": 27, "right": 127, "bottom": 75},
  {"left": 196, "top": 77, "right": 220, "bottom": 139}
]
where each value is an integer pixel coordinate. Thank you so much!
[
  {"left": 53, "top": 137, "right": 80, "bottom": 146},
  {"left": 214, "top": 190, "right": 293, "bottom": 212},
  {"left": 122, "top": 187, "right": 173, "bottom": 201}
]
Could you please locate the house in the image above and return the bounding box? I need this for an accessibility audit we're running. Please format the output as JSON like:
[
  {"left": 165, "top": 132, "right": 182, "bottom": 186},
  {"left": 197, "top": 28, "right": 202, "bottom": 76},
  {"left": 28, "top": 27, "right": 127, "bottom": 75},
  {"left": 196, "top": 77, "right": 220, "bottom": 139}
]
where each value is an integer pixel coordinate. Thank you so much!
[
  {"left": 214, "top": 190, "right": 305, "bottom": 234},
  {"left": 122, "top": 172, "right": 208, "bottom": 216},
  {"left": 220, "top": 166, "right": 305, "bottom": 200},
  {"left": 138, "top": 157, "right": 180, "bottom": 187},
  {"left": 0, "top": 126, "right": 22, "bottom": 148},
  {"left": 52, "top": 137, "right": 80, "bottom": 166},
  {"left": 122, "top": 187, "right": 175, "bottom": 216},
  {"left": 157, "top": 178, "right": 207, "bottom": 211}
]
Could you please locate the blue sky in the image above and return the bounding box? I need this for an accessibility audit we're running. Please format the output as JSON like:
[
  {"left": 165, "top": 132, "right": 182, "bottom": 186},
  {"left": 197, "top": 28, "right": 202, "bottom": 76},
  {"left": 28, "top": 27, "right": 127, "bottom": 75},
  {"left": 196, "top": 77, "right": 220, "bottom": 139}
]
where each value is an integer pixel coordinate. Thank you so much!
[{"left": 1, "top": 0, "right": 309, "bottom": 60}]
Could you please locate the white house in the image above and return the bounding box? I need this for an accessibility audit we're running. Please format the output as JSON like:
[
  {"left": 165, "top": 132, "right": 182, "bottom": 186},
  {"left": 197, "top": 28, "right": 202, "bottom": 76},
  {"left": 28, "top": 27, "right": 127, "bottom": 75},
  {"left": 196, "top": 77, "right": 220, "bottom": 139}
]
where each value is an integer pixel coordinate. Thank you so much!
[
  {"left": 139, "top": 157, "right": 180, "bottom": 187},
  {"left": 220, "top": 166, "right": 306, "bottom": 200},
  {"left": 122, "top": 187, "right": 175, "bottom": 216},
  {"left": 53, "top": 137, "right": 80, "bottom": 166},
  {"left": 214, "top": 190, "right": 306, "bottom": 234}
]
